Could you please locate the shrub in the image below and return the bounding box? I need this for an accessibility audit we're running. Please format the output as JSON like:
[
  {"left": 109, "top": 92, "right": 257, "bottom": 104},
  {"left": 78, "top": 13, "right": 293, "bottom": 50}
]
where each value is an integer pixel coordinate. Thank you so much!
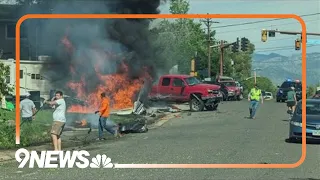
[{"left": 0, "top": 109, "right": 52, "bottom": 149}]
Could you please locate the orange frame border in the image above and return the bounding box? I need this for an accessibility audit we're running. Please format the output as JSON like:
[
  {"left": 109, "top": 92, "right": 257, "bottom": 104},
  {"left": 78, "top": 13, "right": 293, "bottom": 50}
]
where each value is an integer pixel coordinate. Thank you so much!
[{"left": 15, "top": 14, "right": 306, "bottom": 169}]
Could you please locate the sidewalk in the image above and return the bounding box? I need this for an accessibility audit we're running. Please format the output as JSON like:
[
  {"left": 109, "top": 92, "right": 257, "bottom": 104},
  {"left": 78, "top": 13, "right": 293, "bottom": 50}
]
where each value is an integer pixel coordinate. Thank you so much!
[{"left": 0, "top": 111, "right": 182, "bottom": 163}]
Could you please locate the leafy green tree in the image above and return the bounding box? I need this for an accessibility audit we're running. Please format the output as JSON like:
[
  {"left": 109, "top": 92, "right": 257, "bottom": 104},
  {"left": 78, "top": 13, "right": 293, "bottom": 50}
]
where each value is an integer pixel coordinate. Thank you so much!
[
  {"left": 169, "top": 0, "right": 190, "bottom": 14},
  {"left": 152, "top": 0, "right": 210, "bottom": 75},
  {"left": 152, "top": 0, "right": 218, "bottom": 76},
  {"left": 241, "top": 76, "right": 276, "bottom": 97},
  {"left": 222, "top": 39, "right": 254, "bottom": 80},
  {"left": 0, "top": 63, "right": 13, "bottom": 96},
  {"left": 306, "top": 84, "right": 320, "bottom": 98}
]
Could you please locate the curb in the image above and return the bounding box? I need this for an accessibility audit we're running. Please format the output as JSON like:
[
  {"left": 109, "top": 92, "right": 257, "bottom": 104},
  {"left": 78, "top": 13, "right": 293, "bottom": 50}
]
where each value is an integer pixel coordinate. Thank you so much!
[{"left": 148, "top": 112, "right": 181, "bottom": 129}]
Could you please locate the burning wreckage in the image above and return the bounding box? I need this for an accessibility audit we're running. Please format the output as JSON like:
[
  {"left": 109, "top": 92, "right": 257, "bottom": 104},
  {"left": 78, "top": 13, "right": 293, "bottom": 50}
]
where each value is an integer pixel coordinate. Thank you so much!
[
  {"left": 68, "top": 95, "right": 180, "bottom": 134},
  {"left": 35, "top": 0, "right": 180, "bottom": 134}
]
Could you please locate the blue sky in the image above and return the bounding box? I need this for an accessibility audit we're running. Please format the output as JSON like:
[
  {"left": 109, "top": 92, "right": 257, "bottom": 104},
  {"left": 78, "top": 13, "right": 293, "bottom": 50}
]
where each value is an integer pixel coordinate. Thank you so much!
[{"left": 158, "top": 0, "right": 320, "bottom": 56}]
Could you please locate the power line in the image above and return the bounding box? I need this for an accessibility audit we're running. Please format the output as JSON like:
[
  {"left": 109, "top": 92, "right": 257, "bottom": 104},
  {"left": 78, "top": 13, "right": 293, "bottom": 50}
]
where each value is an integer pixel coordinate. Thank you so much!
[
  {"left": 254, "top": 44, "right": 320, "bottom": 52},
  {"left": 213, "top": 13, "right": 320, "bottom": 29},
  {"left": 216, "top": 19, "right": 319, "bottom": 35},
  {"left": 250, "top": 37, "right": 297, "bottom": 44},
  {"left": 252, "top": 59, "right": 302, "bottom": 63},
  {"left": 256, "top": 44, "right": 320, "bottom": 50}
]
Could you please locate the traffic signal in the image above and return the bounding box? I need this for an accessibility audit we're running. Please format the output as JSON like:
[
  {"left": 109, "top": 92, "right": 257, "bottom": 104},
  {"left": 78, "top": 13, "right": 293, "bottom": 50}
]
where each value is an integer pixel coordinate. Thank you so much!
[
  {"left": 295, "top": 39, "right": 301, "bottom": 50},
  {"left": 300, "top": 34, "right": 307, "bottom": 43},
  {"left": 241, "top": 37, "right": 249, "bottom": 51},
  {"left": 195, "top": 57, "right": 201, "bottom": 71},
  {"left": 261, "top": 29, "right": 267, "bottom": 42},
  {"left": 191, "top": 59, "right": 195, "bottom": 72},
  {"left": 232, "top": 38, "right": 239, "bottom": 53},
  {"left": 223, "top": 64, "right": 226, "bottom": 73},
  {"left": 268, "top": 30, "right": 276, "bottom": 37},
  {"left": 190, "top": 59, "right": 195, "bottom": 76}
]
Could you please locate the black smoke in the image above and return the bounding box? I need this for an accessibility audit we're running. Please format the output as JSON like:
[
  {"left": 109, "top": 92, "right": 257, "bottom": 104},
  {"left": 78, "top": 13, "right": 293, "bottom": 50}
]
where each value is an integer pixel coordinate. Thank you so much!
[{"left": 24, "top": 0, "right": 167, "bottom": 101}]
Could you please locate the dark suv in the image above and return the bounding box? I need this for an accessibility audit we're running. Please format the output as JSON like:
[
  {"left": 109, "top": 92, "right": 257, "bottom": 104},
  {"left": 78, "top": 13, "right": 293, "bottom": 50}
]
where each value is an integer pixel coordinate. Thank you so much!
[{"left": 276, "top": 79, "right": 302, "bottom": 102}]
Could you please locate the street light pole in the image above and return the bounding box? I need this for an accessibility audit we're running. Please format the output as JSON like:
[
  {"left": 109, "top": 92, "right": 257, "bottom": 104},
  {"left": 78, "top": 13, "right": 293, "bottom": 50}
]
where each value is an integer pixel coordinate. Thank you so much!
[
  {"left": 254, "top": 70, "right": 257, "bottom": 84},
  {"left": 253, "top": 68, "right": 262, "bottom": 84},
  {"left": 219, "top": 40, "right": 224, "bottom": 76}
]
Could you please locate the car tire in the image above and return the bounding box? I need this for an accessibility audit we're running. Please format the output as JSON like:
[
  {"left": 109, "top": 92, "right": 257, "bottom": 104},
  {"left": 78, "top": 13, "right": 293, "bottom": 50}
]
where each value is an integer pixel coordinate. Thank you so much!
[
  {"left": 219, "top": 91, "right": 225, "bottom": 101},
  {"left": 190, "top": 97, "right": 204, "bottom": 112},
  {"left": 288, "top": 137, "right": 297, "bottom": 143},
  {"left": 205, "top": 103, "right": 218, "bottom": 111}
]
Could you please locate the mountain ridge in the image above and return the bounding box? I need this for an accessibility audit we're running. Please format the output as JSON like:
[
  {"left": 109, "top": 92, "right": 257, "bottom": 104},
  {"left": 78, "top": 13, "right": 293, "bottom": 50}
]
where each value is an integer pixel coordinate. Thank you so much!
[{"left": 251, "top": 52, "right": 320, "bottom": 85}]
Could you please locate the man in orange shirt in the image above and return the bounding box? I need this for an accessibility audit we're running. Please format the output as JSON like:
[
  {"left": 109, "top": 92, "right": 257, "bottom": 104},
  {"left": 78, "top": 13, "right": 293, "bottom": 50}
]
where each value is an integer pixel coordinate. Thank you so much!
[{"left": 95, "top": 92, "right": 121, "bottom": 140}]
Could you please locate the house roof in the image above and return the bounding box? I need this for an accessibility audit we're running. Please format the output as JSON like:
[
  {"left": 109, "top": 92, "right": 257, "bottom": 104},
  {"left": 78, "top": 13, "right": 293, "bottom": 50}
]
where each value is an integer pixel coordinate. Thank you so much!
[{"left": 0, "top": 4, "right": 23, "bottom": 21}]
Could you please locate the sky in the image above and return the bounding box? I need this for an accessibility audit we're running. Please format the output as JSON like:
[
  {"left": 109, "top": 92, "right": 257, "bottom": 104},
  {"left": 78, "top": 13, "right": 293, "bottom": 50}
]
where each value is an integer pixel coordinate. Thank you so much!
[{"left": 158, "top": 0, "right": 320, "bottom": 56}]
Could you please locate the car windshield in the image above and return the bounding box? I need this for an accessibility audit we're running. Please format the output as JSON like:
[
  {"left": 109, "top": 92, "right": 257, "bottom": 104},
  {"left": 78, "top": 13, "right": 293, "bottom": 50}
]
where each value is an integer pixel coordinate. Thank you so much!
[
  {"left": 280, "top": 81, "right": 302, "bottom": 89},
  {"left": 184, "top": 77, "right": 201, "bottom": 86},
  {"left": 296, "top": 101, "right": 320, "bottom": 115},
  {"left": 265, "top": 92, "right": 272, "bottom": 96},
  {"left": 222, "top": 82, "right": 236, "bottom": 87}
]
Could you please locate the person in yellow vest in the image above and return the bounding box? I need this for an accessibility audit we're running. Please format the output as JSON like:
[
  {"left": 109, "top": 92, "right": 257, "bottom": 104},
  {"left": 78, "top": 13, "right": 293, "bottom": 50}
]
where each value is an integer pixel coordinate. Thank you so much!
[{"left": 247, "top": 84, "right": 263, "bottom": 119}]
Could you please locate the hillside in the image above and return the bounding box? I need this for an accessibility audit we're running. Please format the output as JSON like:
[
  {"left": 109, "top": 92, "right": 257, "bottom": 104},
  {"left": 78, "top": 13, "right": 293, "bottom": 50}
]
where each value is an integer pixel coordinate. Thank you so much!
[{"left": 252, "top": 52, "right": 320, "bottom": 85}]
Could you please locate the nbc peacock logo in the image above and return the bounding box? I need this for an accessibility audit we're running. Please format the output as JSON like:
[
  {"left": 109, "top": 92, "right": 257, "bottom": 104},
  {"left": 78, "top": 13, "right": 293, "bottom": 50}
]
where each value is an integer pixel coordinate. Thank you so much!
[{"left": 90, "top": 154, "right": 114, "bottom": 168}]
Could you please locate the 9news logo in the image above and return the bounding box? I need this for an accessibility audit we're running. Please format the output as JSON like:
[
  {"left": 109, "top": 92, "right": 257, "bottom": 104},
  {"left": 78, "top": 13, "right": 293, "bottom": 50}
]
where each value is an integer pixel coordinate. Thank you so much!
[{"left": 15, "top": 148, "right": 115, "bottom": 168}]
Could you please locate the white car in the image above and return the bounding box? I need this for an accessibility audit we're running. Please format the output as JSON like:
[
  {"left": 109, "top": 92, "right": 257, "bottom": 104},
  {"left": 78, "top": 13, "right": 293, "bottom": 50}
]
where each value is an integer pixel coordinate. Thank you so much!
[{"left": 263, "top": 92, "right": 273, "bottom": 100}]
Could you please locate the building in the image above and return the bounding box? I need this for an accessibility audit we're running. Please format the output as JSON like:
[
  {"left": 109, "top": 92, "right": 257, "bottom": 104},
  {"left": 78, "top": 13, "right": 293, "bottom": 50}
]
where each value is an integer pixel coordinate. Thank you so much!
[
  {"left": 0, "top": 4, "right": 56, "bottom": 100},
  {"left": 1, "top": 58, "right": 54, "bottom": 100},
  {"left": 0, "top": 4, "right": 31, "bottom": 60}
]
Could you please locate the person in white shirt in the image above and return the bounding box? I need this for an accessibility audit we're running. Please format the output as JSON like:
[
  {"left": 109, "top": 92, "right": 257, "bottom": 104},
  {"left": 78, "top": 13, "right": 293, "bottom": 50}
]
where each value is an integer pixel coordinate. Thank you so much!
[
  {"left": 20, "top": 92, "right": 36, "bottom": 123},
  {"left": 44, "top": 91, "right": 66, "bottom": 151}
]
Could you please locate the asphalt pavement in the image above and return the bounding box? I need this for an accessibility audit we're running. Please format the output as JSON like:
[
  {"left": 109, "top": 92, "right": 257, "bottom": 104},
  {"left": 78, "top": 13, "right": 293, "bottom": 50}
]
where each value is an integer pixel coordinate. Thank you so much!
[{"left": 1, "top": 100, "right": 320, "bottom": 180}]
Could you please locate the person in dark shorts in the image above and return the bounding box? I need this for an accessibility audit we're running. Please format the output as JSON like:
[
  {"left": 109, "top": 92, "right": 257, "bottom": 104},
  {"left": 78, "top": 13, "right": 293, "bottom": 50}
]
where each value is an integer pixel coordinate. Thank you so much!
[
  {"left": 19, "top": 92, "right": 36, "bottom": 123},
  {"left": 286, "top": 86, "right": 297, "bottom": 114}
]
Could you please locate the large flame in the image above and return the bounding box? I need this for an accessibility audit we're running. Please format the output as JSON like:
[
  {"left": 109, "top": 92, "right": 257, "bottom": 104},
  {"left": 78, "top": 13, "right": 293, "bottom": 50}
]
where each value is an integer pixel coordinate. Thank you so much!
[{"left": 62, "top": 35, "right": 150, "bottom": 113}]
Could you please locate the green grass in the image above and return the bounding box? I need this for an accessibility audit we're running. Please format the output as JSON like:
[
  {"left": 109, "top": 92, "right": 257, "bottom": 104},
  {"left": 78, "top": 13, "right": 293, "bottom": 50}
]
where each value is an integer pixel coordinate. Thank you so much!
[
  {"left": 0, "top": 109, "right": 144, "bottom": 149},
  {"left": 0, "top": 109, "right": 53, "bottom": 149}
]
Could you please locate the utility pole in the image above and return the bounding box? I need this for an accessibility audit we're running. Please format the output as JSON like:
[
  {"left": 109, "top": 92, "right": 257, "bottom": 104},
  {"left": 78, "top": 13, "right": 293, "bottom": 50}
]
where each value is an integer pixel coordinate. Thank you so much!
[
  {"left": 200, "top": 14, "right": 219, "bottom": 79},
  {"left": 211, "top": 40, "right": 236, "bottom": 80},
  {"left": 252, "top": 68, "right": 262, "bottom": 84},
  {"left": 220, "top": 40, "right": 224, "bottom": 76}
]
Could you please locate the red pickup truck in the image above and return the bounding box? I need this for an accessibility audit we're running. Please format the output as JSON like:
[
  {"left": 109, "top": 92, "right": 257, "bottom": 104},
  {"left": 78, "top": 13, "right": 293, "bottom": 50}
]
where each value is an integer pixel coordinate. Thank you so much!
[
  {"left": 148, "top": 75, "right": 223, "bottom": 111},
  {"left": 218, "top": 80, "right": 242, "bottom": 101}
]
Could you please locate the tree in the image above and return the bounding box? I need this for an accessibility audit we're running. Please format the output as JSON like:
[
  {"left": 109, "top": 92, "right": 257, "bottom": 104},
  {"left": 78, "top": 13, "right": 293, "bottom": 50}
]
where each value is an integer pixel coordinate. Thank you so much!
[
  {"left": 0, "top": 63, "right": 13, "bottom": 96},
  {"left": 241, "top": 76, "right": 276, "bottom": 97},
  {"left": 152, "top": 0, "right": 255, "bottom": 80},
  {"left": 169, "top": 0, "right": 189, "bottom": 14},
  {"left": 222, "top": 39, "right": 254, "bottom": 80},
  {"left": 151, "top": 0, "right": 212, "bottom": 75},
  {"left": 307, "top": 83, "right": 320, "bottom": 98}
]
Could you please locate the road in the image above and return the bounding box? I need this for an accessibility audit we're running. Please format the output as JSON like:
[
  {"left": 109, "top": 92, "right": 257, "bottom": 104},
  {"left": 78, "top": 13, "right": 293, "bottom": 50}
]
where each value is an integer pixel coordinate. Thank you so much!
[{"left": 1, "top": 100, "right": 320, "bottom": 180}]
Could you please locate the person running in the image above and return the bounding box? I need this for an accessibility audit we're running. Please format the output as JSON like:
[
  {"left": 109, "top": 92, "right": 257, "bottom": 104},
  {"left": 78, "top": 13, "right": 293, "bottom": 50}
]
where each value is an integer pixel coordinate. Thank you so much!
[
  {"left": 95, "top": 92, "right": 121, "bottom": 140},
  {"left": 286, "top": 86, "right": 297, "bottom": 114},
  {"left": 44, "top": 91, "right": 66, "bottom": 151},
  {"left": 20, "top": 92, "right": 36, "bottom": 123},
  {"left": 247, "top": 84, "right": 263, "bottom": 119}
]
